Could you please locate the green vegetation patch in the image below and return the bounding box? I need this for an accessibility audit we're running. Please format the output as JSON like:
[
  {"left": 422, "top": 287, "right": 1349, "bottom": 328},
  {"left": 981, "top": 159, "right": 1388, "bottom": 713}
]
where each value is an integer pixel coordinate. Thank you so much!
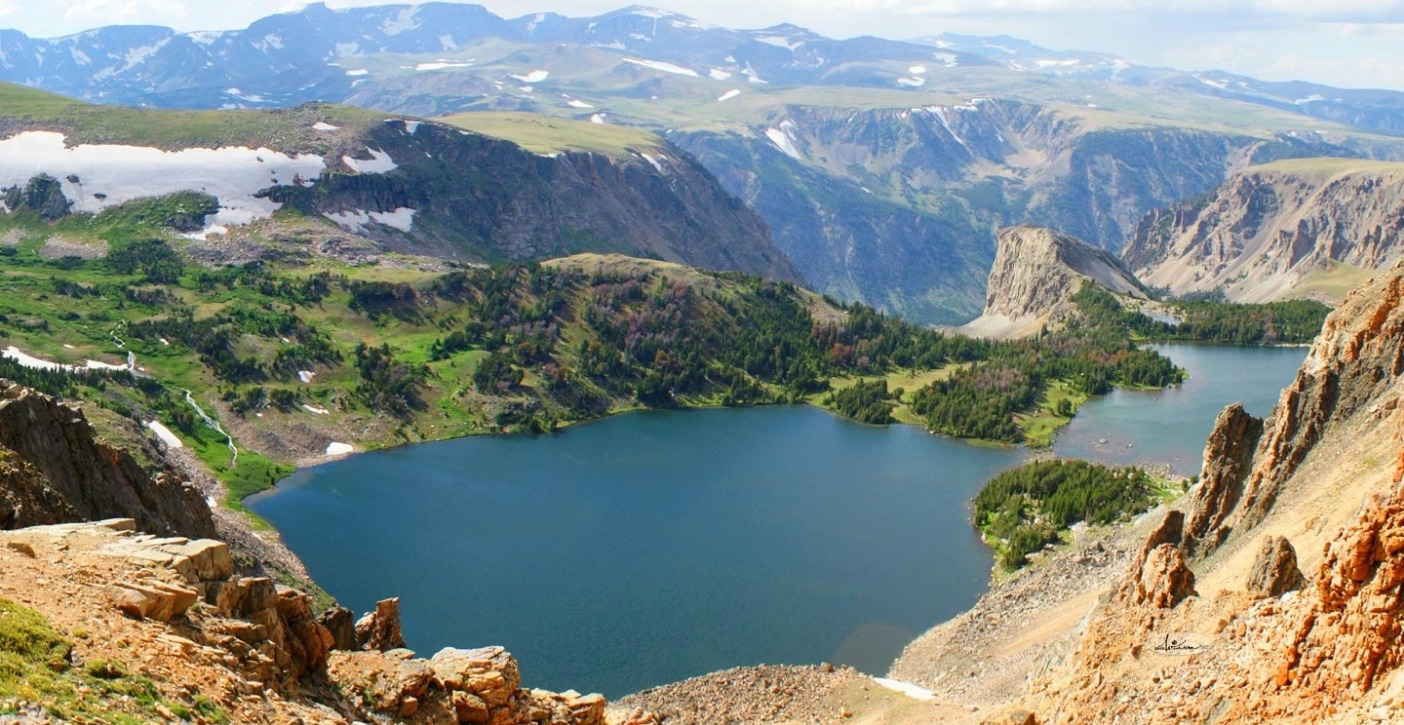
[
  {"left": 438, "top": 112, "right": 665, "bottom": 158},
  {"left": 0, "top": 598, "right": 219, "bottom": 722},
  {"left": 1073, "top": 281, "right": 1330, "bottom": 345},
  {"left": 975, "top": 460, "right": 1157, "bottom": 570}
]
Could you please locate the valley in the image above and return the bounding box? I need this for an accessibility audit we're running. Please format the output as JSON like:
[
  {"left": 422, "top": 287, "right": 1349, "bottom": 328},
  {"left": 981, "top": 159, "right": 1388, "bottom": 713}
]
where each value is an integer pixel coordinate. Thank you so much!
[{"left": 0, "top": 3, "right": 1402, "bottom": 724}]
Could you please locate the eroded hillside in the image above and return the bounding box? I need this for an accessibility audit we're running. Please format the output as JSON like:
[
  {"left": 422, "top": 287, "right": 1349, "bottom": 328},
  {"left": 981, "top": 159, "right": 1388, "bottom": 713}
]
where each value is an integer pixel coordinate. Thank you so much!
[{"left": 1125, "top": 158, "right": 1404, "bottom": 303}]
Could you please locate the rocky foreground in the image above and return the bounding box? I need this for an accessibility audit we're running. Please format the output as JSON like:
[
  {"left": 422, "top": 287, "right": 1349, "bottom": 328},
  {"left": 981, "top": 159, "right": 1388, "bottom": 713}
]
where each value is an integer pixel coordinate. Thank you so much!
[{"left": 0, "top": 518, "right": 659, "bottom": 724}]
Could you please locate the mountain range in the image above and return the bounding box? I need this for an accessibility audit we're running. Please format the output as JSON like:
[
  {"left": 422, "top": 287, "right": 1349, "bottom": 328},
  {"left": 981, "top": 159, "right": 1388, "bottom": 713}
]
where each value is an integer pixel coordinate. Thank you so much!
[{"left": 4, "top": 3, "right": 1404, "bottom": 323}]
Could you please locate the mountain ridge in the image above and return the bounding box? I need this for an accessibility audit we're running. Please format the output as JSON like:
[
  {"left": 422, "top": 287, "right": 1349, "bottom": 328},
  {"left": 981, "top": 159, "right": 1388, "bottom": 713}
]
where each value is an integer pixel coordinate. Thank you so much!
[{"left": 1124, "top": 157, "right": 1404, "bottom": 304}]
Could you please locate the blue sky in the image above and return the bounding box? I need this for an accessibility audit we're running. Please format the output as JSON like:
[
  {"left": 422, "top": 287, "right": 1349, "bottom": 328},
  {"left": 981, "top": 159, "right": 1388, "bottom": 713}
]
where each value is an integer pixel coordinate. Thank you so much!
[{"left": 4, "top": 0, "right": 1403, "bottom": 90}]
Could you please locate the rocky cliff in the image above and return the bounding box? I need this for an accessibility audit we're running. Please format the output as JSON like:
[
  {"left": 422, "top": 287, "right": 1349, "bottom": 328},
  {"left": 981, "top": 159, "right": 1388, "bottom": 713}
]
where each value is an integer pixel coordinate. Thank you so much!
[
  {"left": 0, "top": 380, "right": 214, "bottom": 539},
  {"left": 1008, "top": 263, "right": 1404, "bottom": 722},
  {"left": 0, "top": 519, "right": 655, "bottom": 724},
  {"left": 0, "top": 88, "right": 798, "bottom": 284},
  {"left": 1124, "top": 158, "right": 1404, "bottom": 303},
  {"left": 958, "top": 225, "right": 1146, "bottom": 339},
  {"left": 267, "top": 117, "right": 800, "bottom": 282}
]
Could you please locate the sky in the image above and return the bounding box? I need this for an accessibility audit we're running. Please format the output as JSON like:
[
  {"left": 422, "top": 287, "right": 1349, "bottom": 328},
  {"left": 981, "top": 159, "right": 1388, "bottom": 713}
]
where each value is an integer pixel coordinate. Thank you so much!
[{"left": 1, "top": 0, "right": 1402, "bottom": 90}]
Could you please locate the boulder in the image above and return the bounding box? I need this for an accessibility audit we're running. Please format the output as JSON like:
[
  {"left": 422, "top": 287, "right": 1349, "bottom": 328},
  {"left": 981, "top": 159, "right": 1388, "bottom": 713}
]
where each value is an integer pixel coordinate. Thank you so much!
[
  {"left": 430, "top": 646, "right": 521, "bottom": 709},
  {"left": 108, "top": 580, "right": 199, "bottom": 622},
  {"left": 1246, "top": 535, "right": 1306, "bottom": 597}
]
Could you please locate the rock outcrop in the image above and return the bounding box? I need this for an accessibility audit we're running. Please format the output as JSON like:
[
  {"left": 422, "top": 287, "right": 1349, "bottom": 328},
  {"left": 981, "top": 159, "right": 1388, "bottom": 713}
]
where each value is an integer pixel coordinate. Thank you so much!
[
  {"left": 959, "top": 225, "right": 1147, "bottom": 339},
  {"left": 1183, "top": 403, "right": 1264, "bottom": 555},
  {"left": 1124, "top": 158, "right": 1404, "bottom": 302},
  {"left": 1117, "top": 511, "right": 1196, "bottom": 608},
  {"left": 1246, "top": 535, "right": 1305, "bottom": 597},
  {"left": 0, "top": 380, "right": 214, "bottom": 538},
  {"left": 0, "top": 518, "right": 647, "bottom": 724}
]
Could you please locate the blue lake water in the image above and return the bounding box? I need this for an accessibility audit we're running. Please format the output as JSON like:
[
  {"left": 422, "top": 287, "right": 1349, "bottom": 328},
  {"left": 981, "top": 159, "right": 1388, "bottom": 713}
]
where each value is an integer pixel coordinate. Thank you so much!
[
  {"left": 1054, "top": 343, "right": 1307, "bottom": 476},
  {"left": 249, "top": 343, "right": 1308, "bottom": 697}
]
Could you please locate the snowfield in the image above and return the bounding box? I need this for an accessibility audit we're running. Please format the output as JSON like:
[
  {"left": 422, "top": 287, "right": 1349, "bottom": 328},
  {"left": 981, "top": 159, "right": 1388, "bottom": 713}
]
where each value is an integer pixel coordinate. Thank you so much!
[
  {"left": 325, "top": 207, "right": 417, "bottom": 233},
  {"left": 145, "top": 420, "right": 183, "bottom": 449},
  {"left": 622, "top": 58, "right": 698, "bottom": 77},
  {"left": 512, "top": 69, "right": 550, "bottom": 83},
  {"left": 2, "top": 345, "right": 129, "bottom": 373},
  {"left": 342, "top": 148, "right": 398, "bottom": 174},
  {"left": 765, "top": 121, "right": 804, "bottom": 161},
  {"left": 0, "top": 131, "right": 326, "bottom": 231}
]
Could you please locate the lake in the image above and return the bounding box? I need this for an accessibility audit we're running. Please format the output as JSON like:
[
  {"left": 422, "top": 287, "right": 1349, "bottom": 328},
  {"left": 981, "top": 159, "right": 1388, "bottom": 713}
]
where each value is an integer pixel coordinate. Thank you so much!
[
  {"left": 249, "top": 343, "right": 1307, "bottom": 698},
  {"left": 1054, "top": 344, "right": 1307, "bottom": 476}
]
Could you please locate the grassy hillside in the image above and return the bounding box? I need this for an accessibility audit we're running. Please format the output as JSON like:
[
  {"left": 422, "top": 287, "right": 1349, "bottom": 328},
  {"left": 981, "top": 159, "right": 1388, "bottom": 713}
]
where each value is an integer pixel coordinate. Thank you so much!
[
  {"left": 438, "top": 112, "right": 666, "bottom": 157},
  {"left": 0, "top": 82, "right": 384, "bottom": 151}
]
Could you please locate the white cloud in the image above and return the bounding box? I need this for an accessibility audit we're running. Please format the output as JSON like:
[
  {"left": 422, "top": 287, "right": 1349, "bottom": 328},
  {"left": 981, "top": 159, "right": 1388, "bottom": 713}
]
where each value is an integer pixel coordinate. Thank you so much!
[{"left": 58, "top": 0, "right": 191, "bottom": 28}]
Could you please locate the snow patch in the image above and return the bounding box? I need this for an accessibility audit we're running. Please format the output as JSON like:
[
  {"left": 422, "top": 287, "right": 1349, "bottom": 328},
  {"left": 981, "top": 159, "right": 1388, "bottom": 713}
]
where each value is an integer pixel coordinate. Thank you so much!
[
  {"left": 302, "top": 404, "right": 330, "bottom": 415},
  {"left": 717, "top": 89, "right": 741, "bottom": 102},
  {"left": 638, "top": 152, "right": 666, "bottom": 173},
  {"left": 145, "top": 420, "right": 183, "bottom": 449},
  {"left": 622, "top": 58, "right": 698, "bottom": 77},
  {"left": 1294, "top": 94, "right": 1325, "bottom": 105},
  {"left": 1, "top": 345, "right": 128, "bottom": 374},
  {"left": 897, "top": 76, "right": 926, "bottom": 87},
  {"left": 326, "top": 442, "right": 354, "bottom": 456},
  {"left": 742, "top": 64, "right": 767, "bottom": 84},
  {"left": 1035, "top": 58, "right": 1080, "bottom": 68},
  {"left": 873, "top": 678, "right": 935, "bottom": 702},
  {"left": 754, "top": 35, "right": 800, "bottom": 50},
  {"left": 765, "top": 121, "right": 803, "bottom": 161},
  {"left": 342, "top": 148, "right": 398, "bottom": 174},
  {"left": 933, "top": 52, "right": 958, "bottom": 67},
  {"left": 590, "top": 114, "right": 606, "bottom": 124},
  {"left": 312, "top": 122, "right": 339, "bottom": 131},
  {"left": 908, "top": 65, "right": 927, "bottom": 74},
  {"left": 182, "top": 224, "right": 229, "bottom": 241},
  {"left": 403, "top": 120, "right": 421, "bottom": 134},
  {"left": 1199, "top": 76, "right": 1229, "bottom": 90},
  {"left": 709, "top": 68, "right": 732, "bottom": 81},
  {"left": 512, "top": 69, "right": 550, "bottom": 83},
  {"left": 0, "top": 131, "right": 325, "bottom": 234},
  {"left": 566, "top": 99, "right": 594, "bottom": 109},
  {"left": 925, "top": 106, "right": 968, "bottom": 150},
  {"left": 345, "top": 68, "right": 369, "bottom": 77},
  {"left": 416, "top": 61, "right": 473, "bottom": 71},
  {"left": 325, "top": 207, "right": 417, "bottom": 233},
  {"left": 382, "top": 7, "right": 421, "bottom": 35},
  {"left": 297, "top": 370, "right": 316, "bottom": 384}
]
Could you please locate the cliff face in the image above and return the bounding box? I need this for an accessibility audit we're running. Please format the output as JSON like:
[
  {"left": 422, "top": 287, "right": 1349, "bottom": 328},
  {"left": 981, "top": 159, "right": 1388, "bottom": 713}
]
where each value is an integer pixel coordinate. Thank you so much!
[
  {"left": 1017, "top": 264, "right": 1404, "bottom": 722},
  {"left": 1124, "top": 159, "right": 1404, "bottom": 302},
  {"left": 958, "top": 224, "right": 1145, "bottom": 338},
  {"left": 282, "top": 120, "right": 801, "bottom": 283},
  {"left": 0, "top": 380, "right": 213, "bottom": 538},
  {"left": 669, "top": 103, "right": 1334, "bottom": 324}
]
